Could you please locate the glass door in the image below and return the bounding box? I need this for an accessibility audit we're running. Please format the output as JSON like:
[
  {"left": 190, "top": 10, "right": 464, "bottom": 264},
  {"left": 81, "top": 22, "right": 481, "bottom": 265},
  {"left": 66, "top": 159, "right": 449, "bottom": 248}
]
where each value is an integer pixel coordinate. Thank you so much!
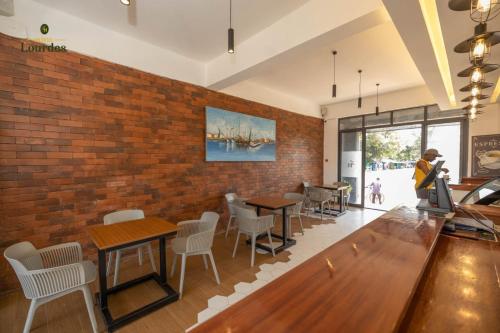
[{"left": 340, "top": 131, "right": 363, "bottom": 205}]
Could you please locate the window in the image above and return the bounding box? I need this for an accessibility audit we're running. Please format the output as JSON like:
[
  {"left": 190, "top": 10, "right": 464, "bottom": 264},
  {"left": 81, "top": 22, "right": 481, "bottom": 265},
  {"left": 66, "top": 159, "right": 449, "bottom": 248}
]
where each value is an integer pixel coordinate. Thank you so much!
[
  {"left": 393, "top": 107, "right": 424, "bottom": 124},
  {"left": 339, "top": 117, "right": 362, "bottom": 130},
  {"left": 364, "top": 113, "right": 391, "bottom": 127}
]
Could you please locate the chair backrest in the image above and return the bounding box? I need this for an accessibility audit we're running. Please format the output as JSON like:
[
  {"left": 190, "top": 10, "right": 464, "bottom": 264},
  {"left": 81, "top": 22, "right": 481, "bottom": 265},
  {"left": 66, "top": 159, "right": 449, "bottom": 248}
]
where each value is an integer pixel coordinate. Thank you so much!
[
  {"left": 4, "top": 242, "right": 43, "bottom": 298},
  {"left": 309, "top": 187, "right": 332, "bottom": 202},
  {"left": 225, "top": 193, "right": 237, "bottom": 202},
  {"left": 225, "top": 193, "right": 238, "bottom": 216},
  {"left": 200, "top": 212, "right": 220, "bottom": 227},
  {"left": 284, "top": 192, "right": 304, "bottom": 214},
  {"left": 103, "top": 209, "right": 145, "bottom": 225},
  {"left": 234, "top": 206, "right": 273, "bottom": 234}
]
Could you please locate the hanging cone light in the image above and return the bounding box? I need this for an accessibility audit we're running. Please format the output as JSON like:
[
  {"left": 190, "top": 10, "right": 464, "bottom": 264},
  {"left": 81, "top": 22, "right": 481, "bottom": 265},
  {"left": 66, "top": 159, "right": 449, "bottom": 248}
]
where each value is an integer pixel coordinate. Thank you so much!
[
  {"left": 228, "top": 0, "right": 234, "bottom": 54},
  {"left": 375, "top": 83, "right": 380, "bottom": 115},
  {"left": 357, "top": 70, "right": 362, "bottom": 108},
  {"left": 332, "top": 51, "right": 337, "bottom": 98}
]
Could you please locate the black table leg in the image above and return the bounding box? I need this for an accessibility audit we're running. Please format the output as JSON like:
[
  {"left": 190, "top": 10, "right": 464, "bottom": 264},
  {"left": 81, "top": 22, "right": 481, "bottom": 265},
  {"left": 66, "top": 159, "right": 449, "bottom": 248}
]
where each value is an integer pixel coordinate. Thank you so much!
[
  {"left": 339, "top": 188, "right": 345, "bottom": 213},
  {"left": 159, "top": 237, "right": 166, "bottom": 284},
  {"left": 256, "top": 206, "right": 261, "bottom": 216},
  {"left": 98, "top": 249, "right": 107, "bottom": 308},
  {"left": 282, "top": 207, "right": 288, "bottom": 247}
]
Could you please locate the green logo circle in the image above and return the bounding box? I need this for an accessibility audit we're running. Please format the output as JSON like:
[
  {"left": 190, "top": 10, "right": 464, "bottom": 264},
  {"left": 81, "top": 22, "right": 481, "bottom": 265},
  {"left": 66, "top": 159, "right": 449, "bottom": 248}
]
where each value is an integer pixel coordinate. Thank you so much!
[{"left": 40, "top": 24, "right": 49, "bottom": 35}]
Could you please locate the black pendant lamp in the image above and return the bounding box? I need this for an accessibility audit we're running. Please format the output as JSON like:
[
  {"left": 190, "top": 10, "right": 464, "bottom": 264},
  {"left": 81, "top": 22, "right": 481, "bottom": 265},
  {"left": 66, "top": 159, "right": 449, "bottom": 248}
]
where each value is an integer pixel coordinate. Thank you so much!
[
  {"left": 228, "top": 0, "right": 234, "bottom": 54},
  {"left": 454, "top": 23, "right": 499, "bottom": 64},
  {"left": 375, "top": 83, "right": 380, "bottom": 115},
  {"left": 449, "top": 0, "right": 500, "bottom": 23},
  {"left": 332, "top": 51, "right": 337, "bottom": 98},
  {"left": 357, "top": 70, "right": 362, "bottom": 108}
]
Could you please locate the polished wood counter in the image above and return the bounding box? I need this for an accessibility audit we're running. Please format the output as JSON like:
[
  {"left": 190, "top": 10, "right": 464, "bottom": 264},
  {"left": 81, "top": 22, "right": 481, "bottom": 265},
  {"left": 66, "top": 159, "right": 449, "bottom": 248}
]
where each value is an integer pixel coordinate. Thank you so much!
[
  {"left": 190, "top": 206, "right": 447, "bottom": 333},
  {"left": 401, "top": 234, "right": 500, "bottom": 332}
]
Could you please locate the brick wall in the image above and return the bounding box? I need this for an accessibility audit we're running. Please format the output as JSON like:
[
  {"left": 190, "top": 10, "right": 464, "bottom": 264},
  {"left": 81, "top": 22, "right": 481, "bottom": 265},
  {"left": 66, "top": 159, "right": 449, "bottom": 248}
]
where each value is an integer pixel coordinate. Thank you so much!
[{"left": 0, "top": 33, "right": 323, "bottom": 292}]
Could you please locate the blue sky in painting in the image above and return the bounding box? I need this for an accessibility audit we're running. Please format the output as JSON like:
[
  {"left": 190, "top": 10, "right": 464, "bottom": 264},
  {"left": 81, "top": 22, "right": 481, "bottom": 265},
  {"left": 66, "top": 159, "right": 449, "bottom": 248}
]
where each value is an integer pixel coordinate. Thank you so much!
[{"left": 206, "top": 106, "right": 276, "bottom": 140}]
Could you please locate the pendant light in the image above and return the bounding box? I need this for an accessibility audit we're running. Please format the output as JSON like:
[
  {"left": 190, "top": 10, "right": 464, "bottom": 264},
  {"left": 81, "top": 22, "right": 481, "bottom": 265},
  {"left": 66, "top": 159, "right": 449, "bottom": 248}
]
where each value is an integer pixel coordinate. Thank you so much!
[
  {"left": 449, "top": 0, "right": 500, "bottom": 23},
  {"left": 120, "top": 0, "right": 130, "bottom": 5},
  {"left": 357, "top": 70, "right": 362, "bottom": 108},
  {"left": 375, "top": 83, "right": 380, "bottom": 115},
  {"left": 228, "top": 0, "right": 235, "bottom": 54},
  {"left": 454, "top": 23, "right": 499, "bottom": 64},
  {"left": 332, "top": 51, "right": 337, "bottom": 98}
]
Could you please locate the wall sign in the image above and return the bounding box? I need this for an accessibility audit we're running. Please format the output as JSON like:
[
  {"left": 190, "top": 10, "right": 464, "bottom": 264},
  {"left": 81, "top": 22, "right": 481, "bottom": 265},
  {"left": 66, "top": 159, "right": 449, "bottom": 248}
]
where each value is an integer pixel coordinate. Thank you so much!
[{"left": 471, "top": 134, "right": 500, "bottom": 177}]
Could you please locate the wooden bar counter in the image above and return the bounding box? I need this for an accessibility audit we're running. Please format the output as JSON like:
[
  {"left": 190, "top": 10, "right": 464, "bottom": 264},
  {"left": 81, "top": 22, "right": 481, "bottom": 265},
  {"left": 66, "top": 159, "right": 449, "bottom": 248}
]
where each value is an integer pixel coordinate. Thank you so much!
[{"left": 190, "top": 205, "right": 499, "bottom": 333}]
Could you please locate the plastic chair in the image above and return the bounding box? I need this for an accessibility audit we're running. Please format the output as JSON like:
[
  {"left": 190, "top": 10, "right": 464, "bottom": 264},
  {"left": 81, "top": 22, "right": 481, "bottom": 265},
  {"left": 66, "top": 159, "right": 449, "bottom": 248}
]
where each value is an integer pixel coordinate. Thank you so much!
[
  {"left": 104, "top": 209, "right": 157, "bottom": 287},
  {"left": 224, "top": 193, "right": 247, "bottom": 238},
  {"left": 232, "top": 206, "right": 275, "bottom": 267},
  {"left": 4, "top": 241, "right": 98, "bottom": 333},
  {"left": 308, "top": 187, "right": 333, "bottom": 220},
  {"left": 302, "top": 181, "right": 312, "bottom": 213},
  {"left": 170, "top": 212, "right": 220, "bottom": 298},
  {"left": 273, "top": 193, "right": 305, "bottom": 238}
]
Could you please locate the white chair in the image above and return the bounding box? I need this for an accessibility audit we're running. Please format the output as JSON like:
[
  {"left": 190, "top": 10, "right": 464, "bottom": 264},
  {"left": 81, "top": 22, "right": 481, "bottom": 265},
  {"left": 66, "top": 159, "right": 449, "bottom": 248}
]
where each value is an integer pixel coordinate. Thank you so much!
[
  {"left": 104, "top": 209, "right": 157, "bottom": 287},
  {"left": 232, "top": 206, "right": 275, "bottom": 267},
  {"left": 308, "top": 188, "right": 333, "bottom": 221},
  {"left": 303, "top": 181, "right": 312, "bottom": 213},
  {"left": 171, "top": 212, "right": 220, "bottom": 298},
  {"left": 4, "top": 241, "right": 98, "bottom": 333},
  {"left": 224, "top": 193, "right": 247, "bottom": 238},
  {"left": 273, "top": 193, "right": 305, "bottom": 238}
]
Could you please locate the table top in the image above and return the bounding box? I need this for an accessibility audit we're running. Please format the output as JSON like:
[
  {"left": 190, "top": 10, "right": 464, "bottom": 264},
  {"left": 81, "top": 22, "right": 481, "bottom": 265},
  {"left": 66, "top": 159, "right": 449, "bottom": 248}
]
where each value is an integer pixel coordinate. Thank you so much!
[
  {"left": 316, "top": 183, "right": 350, "bottom": 190},
  {"left": 87, "top": 216, "right": 178, "bottom": 250},
  {"left": 244, "top": 197, "right": 300, "bottom": 210},
  {"left": 189, "top": 205, "right": 447, "bottom": 333},
  {"left": 401, "top": 234, "right": 500, "bottom": 332}
]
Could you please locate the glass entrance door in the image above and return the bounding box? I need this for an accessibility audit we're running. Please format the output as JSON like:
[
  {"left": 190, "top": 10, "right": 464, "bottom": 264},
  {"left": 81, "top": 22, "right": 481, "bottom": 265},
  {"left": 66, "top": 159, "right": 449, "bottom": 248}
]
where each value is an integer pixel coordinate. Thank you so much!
[
  {"left": 340, "top": 131, "right": 363, "bottom": 205},
  {"left": 364, "top": 125, "right": 422, "bottom": 210}
]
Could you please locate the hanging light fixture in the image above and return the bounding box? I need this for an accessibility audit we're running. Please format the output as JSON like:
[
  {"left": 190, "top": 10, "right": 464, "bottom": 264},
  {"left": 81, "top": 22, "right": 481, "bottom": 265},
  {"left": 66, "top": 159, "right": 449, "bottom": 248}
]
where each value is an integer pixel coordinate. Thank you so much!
[
  {"left": 357, "top": 70, "right": 362, "bottom": 108},
  {"left": 457, "top": 63, "right": 499, "bottom": 84},
  {"left": 454, "top": 23, "right": 499, "bottom": 64},
  {"left": 120, "top": 0, "right": 130, "bottom": 5},
  {"left": 459, "top": 81, "right": 494, "bottom": 91},
  {"left": 332, "top": 51, "right": 337, "bottom": 98},
  {"left": 375, "top": 83, "right": 380, "bottom": 116},
  {"left": 228, "top": 0, "right": 235, "bottom": 54},
  {"left": 449, "top": 0, "right": 500, "bottom": 23},
  {"left": 461, "top": 93, "right": 489, "bottom": 102}
]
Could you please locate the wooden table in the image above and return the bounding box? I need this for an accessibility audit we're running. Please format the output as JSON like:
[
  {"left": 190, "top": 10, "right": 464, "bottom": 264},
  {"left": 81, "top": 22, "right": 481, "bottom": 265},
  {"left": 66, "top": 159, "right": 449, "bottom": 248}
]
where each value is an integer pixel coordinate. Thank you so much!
[
  {"left": 244, "top": 197, "right": 300, "bottom": 253},
  {"left": 87, "top": 217, "right": 178, "bottom": 332},
  {"left": 316, "top": 183, "right": 350, "bottom": 216},
  {"left": 189, "top": 206, "right": 448, "bottom": 332}
]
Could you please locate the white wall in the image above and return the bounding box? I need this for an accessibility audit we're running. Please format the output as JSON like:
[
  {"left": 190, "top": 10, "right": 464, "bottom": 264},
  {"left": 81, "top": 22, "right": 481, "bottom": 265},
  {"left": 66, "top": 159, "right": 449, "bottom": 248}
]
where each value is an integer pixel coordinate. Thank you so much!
[
  {"left": 323, "top": 84, "right": 500, "bottom": 184},
  {"left": 0, "top": 0, "right": 205, "bottom": 85},
  {"left": 221, "top": 80, "right": 320, "bottom": 118}
]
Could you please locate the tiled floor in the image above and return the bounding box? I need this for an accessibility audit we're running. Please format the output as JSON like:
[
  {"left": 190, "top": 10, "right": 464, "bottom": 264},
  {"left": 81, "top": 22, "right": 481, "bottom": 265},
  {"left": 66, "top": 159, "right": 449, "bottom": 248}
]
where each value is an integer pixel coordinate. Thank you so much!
[{"left": 190, "top": 208, "right": 384, "bottom": 330}]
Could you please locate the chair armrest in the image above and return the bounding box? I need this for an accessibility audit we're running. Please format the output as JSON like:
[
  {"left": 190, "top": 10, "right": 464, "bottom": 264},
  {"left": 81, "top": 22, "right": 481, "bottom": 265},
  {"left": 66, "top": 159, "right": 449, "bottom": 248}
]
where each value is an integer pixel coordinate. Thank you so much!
[
  {"left": 38, "top": 242, "right": 83, "bottom": 268},
  {"left": 256, "top": 215, "right": 275, "bottom": 232},
  {"left": 26, "top": 263, "right": 86, "bottom": 298},
  {"left": 176, "top": 220, "right": 202, "bottom": 238},
  {"left": 186, "top": 230, "right": 214, "bottom": 253}
]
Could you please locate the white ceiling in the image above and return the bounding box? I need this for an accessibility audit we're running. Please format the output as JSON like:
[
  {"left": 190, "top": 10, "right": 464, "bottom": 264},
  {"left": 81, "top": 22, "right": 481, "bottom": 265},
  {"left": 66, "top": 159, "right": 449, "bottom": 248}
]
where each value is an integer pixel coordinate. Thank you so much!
[
  {"left": 236, "top": 20, "right": 424, "bottom": 105},
  {"left": 33, "top": 0, "right": 310, "bottom": 62}
]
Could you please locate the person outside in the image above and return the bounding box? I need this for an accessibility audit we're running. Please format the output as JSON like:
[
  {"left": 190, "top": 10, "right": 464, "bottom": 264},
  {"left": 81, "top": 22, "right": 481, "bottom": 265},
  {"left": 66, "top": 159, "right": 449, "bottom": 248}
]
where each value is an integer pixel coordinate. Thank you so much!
[{"left": 369, "top": 177, "right": 382, "bottom": 204}]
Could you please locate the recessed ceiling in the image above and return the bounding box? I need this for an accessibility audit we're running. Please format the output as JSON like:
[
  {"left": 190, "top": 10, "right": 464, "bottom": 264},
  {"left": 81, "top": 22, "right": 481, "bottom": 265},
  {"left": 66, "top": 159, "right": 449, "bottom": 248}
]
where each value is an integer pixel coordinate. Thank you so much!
[
  {"left": 33, "top": 0, "right": 310, "bottom": 62},
  {"left": 228, "top": 20, "right": 424, "bottom": 105}
]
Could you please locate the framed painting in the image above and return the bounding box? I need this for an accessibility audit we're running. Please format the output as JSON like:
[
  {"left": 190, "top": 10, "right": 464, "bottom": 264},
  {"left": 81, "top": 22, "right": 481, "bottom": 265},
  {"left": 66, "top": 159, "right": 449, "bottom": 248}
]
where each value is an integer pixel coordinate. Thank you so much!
[
  {"left": 205, "top": 106, "right": 276, "bottom": 162},
  {"left": 471, "top": 134, "right": 500, "bottom": 177}
]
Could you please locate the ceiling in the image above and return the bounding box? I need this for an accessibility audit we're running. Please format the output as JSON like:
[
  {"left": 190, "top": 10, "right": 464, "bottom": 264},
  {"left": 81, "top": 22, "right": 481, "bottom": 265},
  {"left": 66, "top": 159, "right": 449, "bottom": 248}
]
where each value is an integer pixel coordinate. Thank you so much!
[
  {"left": 233, "top": 20, "right": 424, "bottom": 105},
  {"left": 33, "top": 0, "right": 310, "bottom": 62}
]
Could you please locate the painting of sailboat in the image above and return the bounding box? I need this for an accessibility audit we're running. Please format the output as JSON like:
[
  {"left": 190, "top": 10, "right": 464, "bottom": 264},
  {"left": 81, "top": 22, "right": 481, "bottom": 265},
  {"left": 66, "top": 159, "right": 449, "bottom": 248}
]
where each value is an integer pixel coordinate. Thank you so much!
[{"left": 205, "top": 106, "right": 276, "bottom": 161}]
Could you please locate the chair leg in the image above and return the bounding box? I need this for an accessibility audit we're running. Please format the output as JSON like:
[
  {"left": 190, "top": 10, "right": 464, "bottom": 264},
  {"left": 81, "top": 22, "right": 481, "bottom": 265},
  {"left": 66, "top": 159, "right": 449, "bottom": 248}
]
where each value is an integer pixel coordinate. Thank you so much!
[
  {"left": 208, "top": 250, "right": 221, "bottom": 284},
  {"left": 202, "top": 254, "right": 208, "bottom": 270},
  {"left": 179, "top": 254, "right": 186, "bottom": 299},
  {"left": 320, "top": 202, "right": 324, "bottom": 221},
  {"left": 251, "top": 234, "right": 257, "bottom": 267},
  {"left": 82, "top": 285, "right": 98, "bottom": 333},
  {"left": 113, "top": 250, "right": 121, "bottom": 287},
  {"left": 225, "top": 216, "right": 234, "bottom": 238},
  {"left": 23, "top": 299, "right": 38, "bottom": 333},
  {"left": 298, "top": 215, "right": 304, "bottom": 235},
  {"left": 267, "top": 229, "right": 275, "bottom": 257},
  {"left": 232, "top": 231, "right": 241, "bottom": 258},
  {"left": 147, "top": 243, "right": 157, "bottom": 272},
  {"left": 138, "top": 247, "right": 143, "bottom": 266},
  {"left": 288, "top": 217, "right": 292, "bottom": 238},
  {"left": 170, "top": 254, "right": 177, "bottom": 277},
  {"left": 106, "top": 251, "right": 113, "bottom": 276}
]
